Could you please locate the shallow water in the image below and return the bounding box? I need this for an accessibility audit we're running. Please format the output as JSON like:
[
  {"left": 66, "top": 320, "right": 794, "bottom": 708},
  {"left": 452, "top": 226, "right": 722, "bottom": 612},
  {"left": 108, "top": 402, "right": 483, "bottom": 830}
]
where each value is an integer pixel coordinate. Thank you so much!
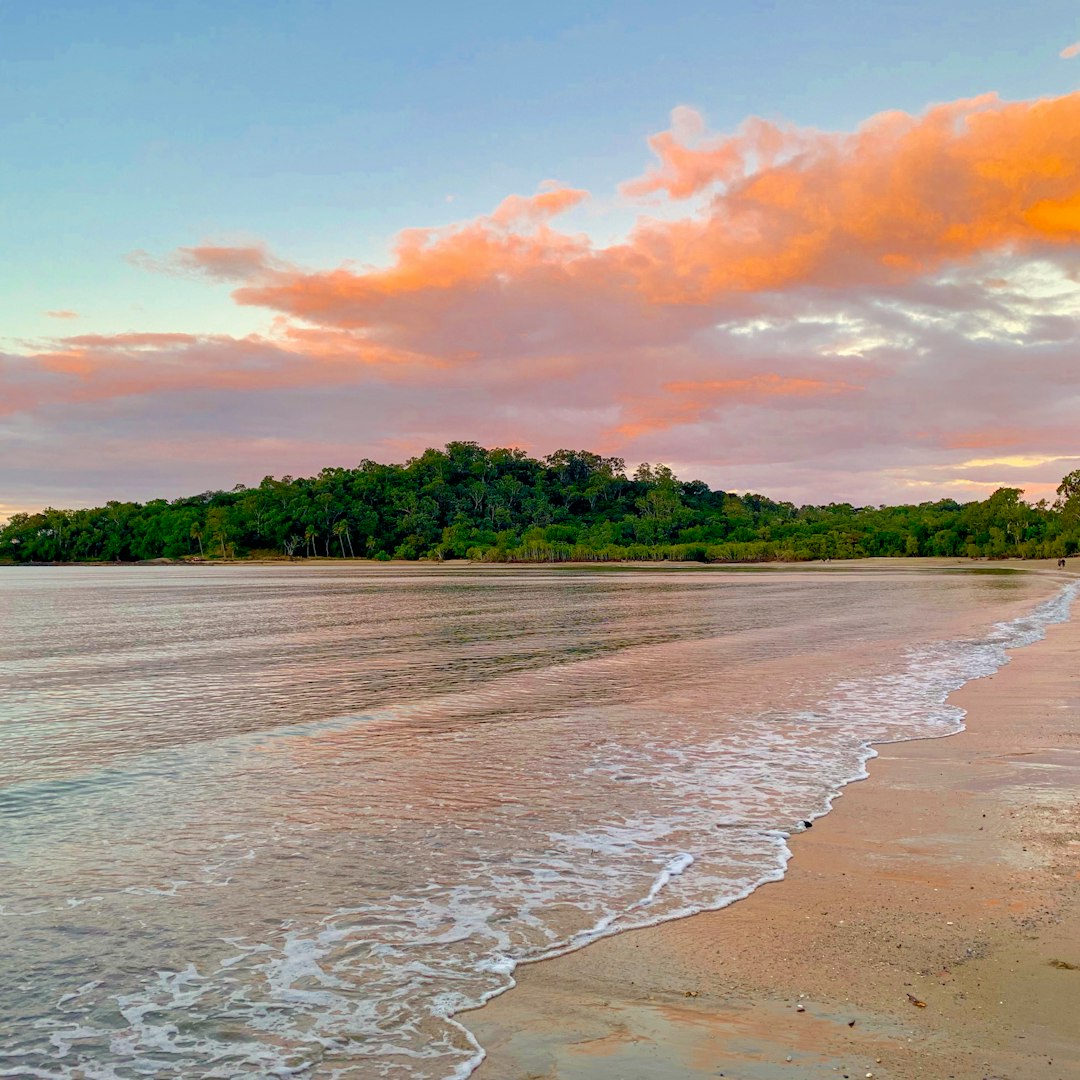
[{"left": 0, "top": 563, "right": 1074, "bottom": 1078}]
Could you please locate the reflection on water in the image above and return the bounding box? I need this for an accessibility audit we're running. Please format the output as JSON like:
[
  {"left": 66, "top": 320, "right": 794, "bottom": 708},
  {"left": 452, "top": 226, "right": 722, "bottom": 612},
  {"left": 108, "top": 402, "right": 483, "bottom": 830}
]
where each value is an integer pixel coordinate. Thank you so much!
[{"left": 0, "top": 564, "right": 1072, "bottom": 1078}]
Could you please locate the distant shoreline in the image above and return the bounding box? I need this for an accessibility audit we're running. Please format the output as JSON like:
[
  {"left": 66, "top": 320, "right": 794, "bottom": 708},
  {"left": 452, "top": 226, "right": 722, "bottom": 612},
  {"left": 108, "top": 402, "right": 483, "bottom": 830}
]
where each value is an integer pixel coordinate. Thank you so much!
[{"left": 1, "top": 555, "right": 1070, "bottom": 572}]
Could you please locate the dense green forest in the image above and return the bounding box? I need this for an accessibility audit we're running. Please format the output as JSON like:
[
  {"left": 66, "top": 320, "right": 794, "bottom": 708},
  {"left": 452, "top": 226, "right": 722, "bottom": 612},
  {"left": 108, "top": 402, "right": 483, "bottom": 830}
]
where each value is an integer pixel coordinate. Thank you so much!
[{"left": 3, "top": 443, "right": 1079, "bottom": 564}]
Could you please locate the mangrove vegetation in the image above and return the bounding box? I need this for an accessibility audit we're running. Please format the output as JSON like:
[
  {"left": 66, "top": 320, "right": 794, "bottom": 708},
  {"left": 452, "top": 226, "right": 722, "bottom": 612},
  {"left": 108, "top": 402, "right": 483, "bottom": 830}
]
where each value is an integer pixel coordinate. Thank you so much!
[{"left": 3, "top": 443, "right": 1079, "bottom": 564}]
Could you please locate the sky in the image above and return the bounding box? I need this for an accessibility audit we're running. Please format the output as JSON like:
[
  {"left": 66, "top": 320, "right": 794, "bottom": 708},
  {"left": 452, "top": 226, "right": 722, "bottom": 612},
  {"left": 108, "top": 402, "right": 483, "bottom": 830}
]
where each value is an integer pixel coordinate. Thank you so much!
[{"left": 3, "top": 1, "right": 1080, "bottom": 517}]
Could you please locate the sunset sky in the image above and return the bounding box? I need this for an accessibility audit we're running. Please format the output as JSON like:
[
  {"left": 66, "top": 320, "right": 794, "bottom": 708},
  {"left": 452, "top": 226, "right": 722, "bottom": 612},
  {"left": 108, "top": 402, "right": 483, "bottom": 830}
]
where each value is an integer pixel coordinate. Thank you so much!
[{"left": 3, "top": 1, "right": 1080, "bottom": 517}]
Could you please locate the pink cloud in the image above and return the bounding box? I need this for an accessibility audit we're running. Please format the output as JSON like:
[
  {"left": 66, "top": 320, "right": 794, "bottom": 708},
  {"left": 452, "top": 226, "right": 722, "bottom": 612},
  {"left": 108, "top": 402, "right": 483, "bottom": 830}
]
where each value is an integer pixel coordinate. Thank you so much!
[
  {"left": 43, "top": 309, "right": 79, "bottom": 320},
  {"left": 7, "top": 93, "right": 1080, "bottom": 510},
  {"left": 611, "top": 374, "right": 864, "bottom": 440},
  {"left": 174, "top": 244, "right": 280, "bottom": 281},
  {"left": 621, "top": 107, "right": 803, "bottom": 199},
  {"left": 0, "top": 333, "right": 383, "bottom": 418}
]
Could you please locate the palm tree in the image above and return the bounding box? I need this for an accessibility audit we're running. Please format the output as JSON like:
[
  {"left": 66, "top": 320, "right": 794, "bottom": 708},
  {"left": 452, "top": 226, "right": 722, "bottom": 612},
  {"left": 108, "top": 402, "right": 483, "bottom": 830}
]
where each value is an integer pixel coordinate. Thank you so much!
[
  {"left": 333, "top": 520, "right": 349, "bottom": 558},
  {"left": 206, "top": 508, "right": 229, "bottom": 559},
  {"left": 190, "top": 521, "right": 204, "bottom": 558}
]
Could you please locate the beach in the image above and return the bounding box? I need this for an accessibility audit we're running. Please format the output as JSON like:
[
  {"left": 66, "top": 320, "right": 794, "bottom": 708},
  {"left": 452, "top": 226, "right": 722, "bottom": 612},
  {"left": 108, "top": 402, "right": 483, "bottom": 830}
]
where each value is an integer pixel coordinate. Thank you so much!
[
  {"left": 467, "top": 571, "right": 1080, "bottom": 1080},
  {"left": 4, "top": 562, "right": 1076, "bottom": 1078}
]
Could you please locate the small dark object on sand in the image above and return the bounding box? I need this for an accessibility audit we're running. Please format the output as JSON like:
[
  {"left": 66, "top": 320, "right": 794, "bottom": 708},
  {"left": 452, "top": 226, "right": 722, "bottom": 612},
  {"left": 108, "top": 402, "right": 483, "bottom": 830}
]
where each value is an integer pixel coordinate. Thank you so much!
[{"left": 802, "top": 819, "right": 813, "bottom": 828}]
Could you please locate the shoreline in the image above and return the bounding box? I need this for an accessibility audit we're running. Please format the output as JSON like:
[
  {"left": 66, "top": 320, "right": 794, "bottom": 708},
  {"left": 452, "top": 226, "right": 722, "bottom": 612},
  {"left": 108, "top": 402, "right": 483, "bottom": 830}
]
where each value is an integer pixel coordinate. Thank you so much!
[
  {"left": 465, "top": 572, "right": 1080, "bottom": 1079},
  {"left": 1, "top": 556, "right": 1068, "bottom": 571}
]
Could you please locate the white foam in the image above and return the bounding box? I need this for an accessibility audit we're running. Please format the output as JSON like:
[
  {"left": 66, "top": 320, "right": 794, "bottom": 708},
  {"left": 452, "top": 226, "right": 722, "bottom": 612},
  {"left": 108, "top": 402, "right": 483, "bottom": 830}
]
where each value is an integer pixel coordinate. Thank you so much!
[{"left": 444, "top": 579, "right": 1080, "bottom": 1076}]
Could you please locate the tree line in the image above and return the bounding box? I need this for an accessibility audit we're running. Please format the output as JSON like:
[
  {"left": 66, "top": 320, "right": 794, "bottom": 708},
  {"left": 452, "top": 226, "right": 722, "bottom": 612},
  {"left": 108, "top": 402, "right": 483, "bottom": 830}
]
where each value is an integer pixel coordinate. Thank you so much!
[{"left": 3, "top": 443, "right": 1079, "bottom": 564}]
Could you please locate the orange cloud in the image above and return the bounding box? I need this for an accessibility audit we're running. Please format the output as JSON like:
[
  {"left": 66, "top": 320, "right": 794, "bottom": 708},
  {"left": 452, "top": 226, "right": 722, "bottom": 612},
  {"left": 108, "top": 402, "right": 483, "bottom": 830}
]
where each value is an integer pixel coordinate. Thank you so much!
[
  {"left": 1061, "top": 41, "right": 1080, "bottom": 59},
  {"left": 44, "top": 309, "right": 79, "bottom": 320},
  {"left": 230, "top": 184, "right": 591, "bottom": 331},
  {"left": 212, "top": 92, "right": 1080, "bottom": 339},
  {"left": 488, "top": 182, "right": 588, "bottom": 227},
  {"left": 623, "top": 92, "right": 1080, "bottom": 300}
]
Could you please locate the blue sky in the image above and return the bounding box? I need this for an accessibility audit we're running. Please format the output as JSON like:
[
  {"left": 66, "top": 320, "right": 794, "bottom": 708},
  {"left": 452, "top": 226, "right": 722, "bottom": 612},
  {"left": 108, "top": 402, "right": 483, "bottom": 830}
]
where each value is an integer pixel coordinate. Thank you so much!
[
  {"left": 2, "top": 1, "right": 1080, "bottom": 513},
  {"left": 4, "top": 1, "right": 1077, "bottom": 341}
]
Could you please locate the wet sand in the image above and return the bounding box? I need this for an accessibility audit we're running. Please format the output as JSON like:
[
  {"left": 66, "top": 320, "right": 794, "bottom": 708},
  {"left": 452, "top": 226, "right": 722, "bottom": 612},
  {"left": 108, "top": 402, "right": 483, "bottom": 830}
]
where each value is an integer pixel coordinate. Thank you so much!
[{"left": 466, "top": 572, "right": 1080, "bottom": 1080}]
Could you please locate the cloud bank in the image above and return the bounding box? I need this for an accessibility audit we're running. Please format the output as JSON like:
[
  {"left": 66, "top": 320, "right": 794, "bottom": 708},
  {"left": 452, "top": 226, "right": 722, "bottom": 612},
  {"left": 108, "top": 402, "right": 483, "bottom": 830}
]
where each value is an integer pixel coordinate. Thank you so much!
[{"left": 5, "top": 91, "right": 1080, "bottom": 511}]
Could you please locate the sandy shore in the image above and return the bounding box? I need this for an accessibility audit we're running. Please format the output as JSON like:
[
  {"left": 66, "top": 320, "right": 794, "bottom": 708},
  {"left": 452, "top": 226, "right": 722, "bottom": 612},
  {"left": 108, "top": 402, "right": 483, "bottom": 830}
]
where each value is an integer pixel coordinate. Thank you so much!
[
  {"left": 6, "top": 556, "right": 1071, "bottom": 572},
  {"left": 465, "top": 572, "right": 1080, "bottom": 1080}
]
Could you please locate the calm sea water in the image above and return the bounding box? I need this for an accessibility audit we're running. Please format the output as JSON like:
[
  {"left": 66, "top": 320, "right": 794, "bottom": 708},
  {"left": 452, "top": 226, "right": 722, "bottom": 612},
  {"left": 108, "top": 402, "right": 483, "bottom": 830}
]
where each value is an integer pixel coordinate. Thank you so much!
[{"left": 1, "top": 564, "right": 1075, "bottom": 1079}]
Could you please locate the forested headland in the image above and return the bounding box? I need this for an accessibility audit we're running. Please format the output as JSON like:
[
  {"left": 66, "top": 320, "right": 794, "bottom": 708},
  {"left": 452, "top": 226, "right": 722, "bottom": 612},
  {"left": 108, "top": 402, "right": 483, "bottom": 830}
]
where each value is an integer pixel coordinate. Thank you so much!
[{"left": 3, "top": 443, "right": 1079, "bottom": 565}]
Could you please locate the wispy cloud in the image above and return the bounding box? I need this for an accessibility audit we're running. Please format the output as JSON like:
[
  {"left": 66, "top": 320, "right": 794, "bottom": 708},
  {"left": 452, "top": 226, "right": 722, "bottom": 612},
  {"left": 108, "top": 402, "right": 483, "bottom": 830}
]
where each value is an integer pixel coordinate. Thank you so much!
[
  {"left": 1061, "top": 41, "right": 1080, "bottom": 59},
  {"left": 127, "top": 243, "right": 287, "bottom": 282}
]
